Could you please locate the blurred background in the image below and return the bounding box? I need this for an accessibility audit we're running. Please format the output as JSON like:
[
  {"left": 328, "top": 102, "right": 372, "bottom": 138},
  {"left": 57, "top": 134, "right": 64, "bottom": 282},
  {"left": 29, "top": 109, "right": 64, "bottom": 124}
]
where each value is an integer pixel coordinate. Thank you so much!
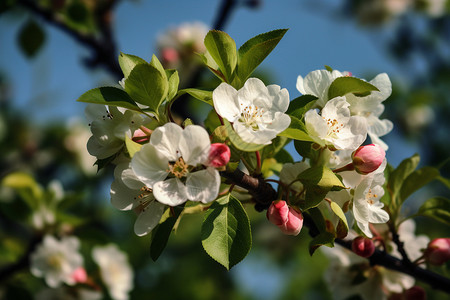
[{"left": 1, "top": 0, "right": 450, "bottom": 299}]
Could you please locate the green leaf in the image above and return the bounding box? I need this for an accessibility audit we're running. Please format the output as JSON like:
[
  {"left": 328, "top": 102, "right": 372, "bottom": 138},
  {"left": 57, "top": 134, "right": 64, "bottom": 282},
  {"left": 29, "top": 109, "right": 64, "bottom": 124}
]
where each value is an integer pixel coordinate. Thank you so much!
[
  {"left": 177, "top": 88, "right": 213, "bottom": 106},
  {"left": 236, "top": 29, "right": 288, "bottom": 84},
  {"left": 150, "top": 205, "right": 184, "bottom": 261},
  {"left": 399, "top": 167, "right": 440, "bottom": 204},
  {"left": 166, "top": 69, "right": 179, "bottom": 101},
  {"left": 417, "top": 197, "right": 450, "bottom": 226},
  {"left": 388, "top": 154, "right": 420, "bottom": 206},
  {"left": 261, "top": 136, "right": 290, "bottom": 161},
  {"left": 2, "top": 172, "right": 42, "bottom": 209},
  {"left": 125, "top": 63, "right": 168, "bottom": 112},
  {"left": 149, "top": 55, "right": 167, "bottom": 77},
  {"left": 223, "top": 119, "right": 265, "bottom": 152},
  {"left": 18, "top": 19, "right": 46, "bottom": 58},
  {"left": 125, "top": 136, "right": 142, "bottom": 158},
  {"left": 77, "top": 87, "right": 141, "bottom": 111},
  {"left": 330, "top": 201, "right": 349, "bottom": 231},
  {"left": 201, "top": 194, "right": 252, "bottom": 270},
  {"left": 204, "top": 30, "right": 237, "bottom": 82},
  {"left": 437, "top": 176, "right": 450, "bottom": 189},
  {"left": 325, "top": 65, "right": 333, "bottom": 72},
  {"left": 306, "top": 208, "right": 335, "bottom": 255},
  {"left": 278, "top": 116, "right": 314, "bottom": 142},
  {"left": 298, "top": 166, "right": 345, "bottom": 191},
  {"left": 328, "top": 77, "right": 379, "bottom": 99},
  {"left": 118, "top": 52, "right": 147, "bottom": 78},
  {"left": 286, "top": 95, "right": 318, "bottom": 120}
]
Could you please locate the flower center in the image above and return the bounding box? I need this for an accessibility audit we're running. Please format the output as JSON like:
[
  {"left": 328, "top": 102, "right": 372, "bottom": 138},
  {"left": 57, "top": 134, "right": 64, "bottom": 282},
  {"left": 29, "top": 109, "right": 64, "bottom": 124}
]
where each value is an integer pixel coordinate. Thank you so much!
[
  {"left": 168, "top": 157, "right": 189, "bottom": 178},
  {"left": 133, "top": 186, "right": 153, "bottom": 214},
  {"left": 365, "top": 188, "right": 378, "bottom": 205},
  {"left": 47, "top": 253, "right": 64, "bottom": 270},
  {"left": 323, "top": 117, "right": 344, "bottom": 137},
  {"left": 239, "top": 104, "right": 264, "bottom": 130}
]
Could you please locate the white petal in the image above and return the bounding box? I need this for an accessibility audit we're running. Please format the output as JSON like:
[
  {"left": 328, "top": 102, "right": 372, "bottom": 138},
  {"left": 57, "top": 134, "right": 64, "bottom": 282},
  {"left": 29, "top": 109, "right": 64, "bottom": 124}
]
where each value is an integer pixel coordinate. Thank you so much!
[
  {"left": 267, "top": 85, "right": 290, "bottom": 113},
  {"left": 233, "top": 121, "right": 274, "bottom": 145},
  {"left": 186, "top": 168, "right": 220, "bottom": 203},
  {"left": 153, "top": 178, "right": 187, "bottom": 206},
  {"left": 131, "top": 144, "right": 169, "bottom": 187},
  {"left": 356, "top": 220, "right": 373, "bottom": 238},
  {"left": 305, "top": 109, "right": 328, "bottom": 146},
  {"left": 370, "top": 73, "right": 392, "bottom": 101},
  {"left": 212, "top": 83, "right": 240, "bottom": 121},
  {"left": 296, "top": 75, "right": 306, "bottom": 95},
  {"left": 179, "top": 125, "right": 210, "bottom": 166},
  {"left": 150, "top": 123, "right": 183, "bottom": 161},
  {"left": 239, "top": 78, "right": 269, "bottom": 107},
  {"left": 110, "top": 179, "right": 139, "bottom": 211},
  {"left": 368, "top": 118, "right": 393, "bottom": 138},
  {"left": 134, "top": 201, "right": 165, "bottom": 236}
]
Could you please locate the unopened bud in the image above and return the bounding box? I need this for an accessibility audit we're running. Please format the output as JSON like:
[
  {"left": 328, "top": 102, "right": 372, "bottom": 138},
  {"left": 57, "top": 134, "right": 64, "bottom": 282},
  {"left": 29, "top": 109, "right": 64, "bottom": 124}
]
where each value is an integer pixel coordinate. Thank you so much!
[
  {"left": 161, "top": 48, "right": 179, "bottom": 65},
  {"left": 267, "top": 200, "right": 303, "bottom": 236},
  {"left": 352, "top": 236, "right": 375, "bottom": 258},
  {"left": 352, "top": 144, "right": 385, "bottom": 175},
  {"left": 404, "top": 286, "right": 426, "bottom": 300},
  {"left": 72, "top": 267, "right": 87, "bottom": 284},
  {"left": 425, "top": 238, "right": 450, "bottom": 266},
  {"left": 207, "top": 143, "right": 230, "bottom": 168}
]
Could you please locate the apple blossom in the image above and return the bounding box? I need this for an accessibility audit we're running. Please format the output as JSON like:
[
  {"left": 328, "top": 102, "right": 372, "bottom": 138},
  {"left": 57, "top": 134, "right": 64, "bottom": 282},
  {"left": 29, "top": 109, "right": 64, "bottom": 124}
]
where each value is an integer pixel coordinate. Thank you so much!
[
  {"left": 212, "top": 77, "right": 291, "bottom": 145},
  {"left": 267, "top": 200, "right": 303, "bottom": 236},
  {"left": 30, "top": 235, "right": 84, "bottom": 288},
  {"left": 424, "top": 238, "right": 450, "bottom": 266},
  {"left": 92, "top": 244, "right": 133, "bottom": 300},
  {"left": 352, "top": 144, "right": 386, "bottom": 175},
  {"left": 86, "top": 104, "right": 146, "bottom": 159},
  {"left": 352, "top": 236, "right": 375, "bottom": 258},
  {"left": 72, "top": 267, "right": 88, "bottom": 284},
  {"left": 305, "top": 97, "right": 367, "bottom": 151},
  {"left": 132, "top": 123, "right": 221, "bottom": 206},
  {"left": 110, "top": 162, "right": 165, "bottom": 236}
]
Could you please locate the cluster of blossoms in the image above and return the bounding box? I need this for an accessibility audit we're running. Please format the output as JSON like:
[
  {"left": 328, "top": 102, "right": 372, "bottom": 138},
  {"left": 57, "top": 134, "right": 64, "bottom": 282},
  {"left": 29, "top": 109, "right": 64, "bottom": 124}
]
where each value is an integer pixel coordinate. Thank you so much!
[{"left": 30, "top": 235, "right": 133, "bottom": 300}]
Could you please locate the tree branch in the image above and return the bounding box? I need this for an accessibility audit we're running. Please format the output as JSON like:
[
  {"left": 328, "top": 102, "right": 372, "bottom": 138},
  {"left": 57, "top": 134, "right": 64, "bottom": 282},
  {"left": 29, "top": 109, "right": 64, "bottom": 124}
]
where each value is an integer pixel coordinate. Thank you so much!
[{"left": 222, "top": 167, "right": 450, "bottom": 294}]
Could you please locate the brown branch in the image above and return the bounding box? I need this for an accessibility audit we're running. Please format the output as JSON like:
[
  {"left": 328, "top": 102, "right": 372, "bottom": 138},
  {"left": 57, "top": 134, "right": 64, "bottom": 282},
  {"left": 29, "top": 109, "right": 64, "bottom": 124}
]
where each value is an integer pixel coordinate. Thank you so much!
[
  {"left": 221, "top": 167, "right": 450, "bottom": 294},
  {"left": 17, "top": 0, "right": 123, "bottom": 80}
]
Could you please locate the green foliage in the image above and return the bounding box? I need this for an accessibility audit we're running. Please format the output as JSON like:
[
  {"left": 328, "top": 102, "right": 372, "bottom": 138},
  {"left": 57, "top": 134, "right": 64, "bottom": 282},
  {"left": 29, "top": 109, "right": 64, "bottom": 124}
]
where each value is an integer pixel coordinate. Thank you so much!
[
  {"left": 235, "top": 29, "right": 288, "bottom": 87},
  {"left": 286, "top": 95, "right": 318, "bottom": 120},
  {"left": 307, "top": 208, "right": 335, "bottom": 255},
  {"left": 118, "top": 52, "right": 147, "bottom": 78},
  {"left": 329, "top": 201, "right": 349, "bottom": 232},
  {"left": 201, "top": 194, "right": 252, "bottom": 270},
  {"left": 278, "top": 116, "right": 314, "bottom": 142},
  {"left": 150, "top": 205, "right": 185, "bottom": 261},
  {"left": 125, "top": 136, "right": 142, "bottom": 158},
  {"left": 166, "top": 69, "right": 180, "bottom": 101},
  {"left": 77, "top": 87, "right": 141, "bottom": 111},
  {"left": 204, "top": 30, "right": 237, "bottom": 83},
  {"left": 124, "top": 63, "right": 168, "bottom": 114},
  {"left": 177, "top": 88, "right": 213, "bottom": 106},
  {"left": 417, "top": 197, "right": 450, "bottom": 226},
  {"left": 388, "top": 154, "right": 421, "bottom": 208},
  {"left": 2, "top": 172, "right": 42, "bottom": 210},
  {"left": 327, "top": 76, "right": 379, "bottom": 99},
  {"left": 18, "top": 19, "right": 46, "bottom": 58},
  {"left": 399, "top": 166, "right": 440, "bottom": 204}
]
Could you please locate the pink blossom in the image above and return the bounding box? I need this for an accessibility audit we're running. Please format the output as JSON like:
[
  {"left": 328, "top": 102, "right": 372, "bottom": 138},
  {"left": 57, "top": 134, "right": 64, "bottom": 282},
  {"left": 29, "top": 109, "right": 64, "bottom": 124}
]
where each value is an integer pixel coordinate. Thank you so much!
[
  {"left": 425, "top": 238, "right": 450, "bottom": 266},
  {"left": 267, "top": 200, "right": 303, "bottom": 236},
  {"left": 207, "top": 143, "right": 231, "bottom": 168},
  {"left": 352, "top": 144, "right": 385, "bottom": 175},
  {"left": 161, "top": 48, "right": 179, "bottom": 65},
  {"left": 71, "top": 267, "right": 87, "bottom": 284},
  {"left": 351, "top": 236, "right": 375, "bottom": 258}
]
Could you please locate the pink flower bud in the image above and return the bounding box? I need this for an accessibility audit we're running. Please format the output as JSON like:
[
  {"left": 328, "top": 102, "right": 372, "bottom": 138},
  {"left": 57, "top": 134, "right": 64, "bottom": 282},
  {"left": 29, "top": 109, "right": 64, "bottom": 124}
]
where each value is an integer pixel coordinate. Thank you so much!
[
  {"left": 72, "top": 267, "right": 88, "bottom": 284},
  {"left": 267, "top": 200, "right": 303, "bottom": 236},
  {"left": 161, "top": 48, "right": 179, "bottom": 64},
  {"left": 207, "top": 143, "right": 231, "bottom": 168},
  {"left": 404, "top": 286, "right": 426, "bottom": 300},
  {"left": 352, "top": 144, "right": 385, "bottom": 175},
  {"left": 425, "top": 238, "right": 450, "bottom": 266},
  {"left": 351, "top": 236, "right": 375, "bottom": 258}
]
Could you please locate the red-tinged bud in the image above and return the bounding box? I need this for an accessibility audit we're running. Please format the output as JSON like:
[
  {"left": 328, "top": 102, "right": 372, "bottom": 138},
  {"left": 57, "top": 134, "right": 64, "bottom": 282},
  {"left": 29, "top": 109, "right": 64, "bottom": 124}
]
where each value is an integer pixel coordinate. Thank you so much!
[
  {"left": 267, "top": 201, "right": 303, "bottom": 236},
  {"left": 352, "top": 236, "right": 375, "bottom": 258},
  {"left": 207, "top": 143, "right": 231, "bottom": 168},
  {"left": 72, "top": 267, "right": 87, "bottom": 284},
  {"left": 352, "top": 144, "right": 385, "bottom": 175},
  {"left": 404, "top": 286, "right": 426, "bottom": 300},
  {"left": 161, "top": 48, "right": 179, "bottom": 64},
  {"left": 424, "top": 238, "right": 450, "bottom": 266}
]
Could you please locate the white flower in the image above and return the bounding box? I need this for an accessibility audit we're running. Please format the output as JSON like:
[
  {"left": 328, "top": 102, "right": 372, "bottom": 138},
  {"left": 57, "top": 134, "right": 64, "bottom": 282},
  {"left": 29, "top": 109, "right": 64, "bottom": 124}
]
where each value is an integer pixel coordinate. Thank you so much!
[
  {"left": 352, "top": 172, "right": 389, "bottom": 237},
  {"left": 30, "top": 235, "right": 83, "bottom": 288},
  {"left": 32, "top": 180, "right": 64, "bottom": 230},
  {"left": 305, "top": 97, "right": 367, "bottom": 151},
  {"left": 157, "top": 21, "right": 209, "bottom": 54},
  {"left": 110, "top": 162, "right": 165, "bottom": 236},
  {"left": 92, "top": 244, "right": 133, "bottom": 300},
  {"left": 213, "top": 78, "right": 291, "bottom": 145},
  {"left": 64, "top": 119, "right": 97, "bottom": 175},
  {"left": 345, "top": 73, "right": 393, "bottom": 150},
  {"left": 296, "top": 69, "right": 347, "bottom": 108},
  {"left": 132, "top": 123, "right": 221, "bottom": 206},
  {"left": 86, "top": 105, "right": 146, "bottom": 159}
]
